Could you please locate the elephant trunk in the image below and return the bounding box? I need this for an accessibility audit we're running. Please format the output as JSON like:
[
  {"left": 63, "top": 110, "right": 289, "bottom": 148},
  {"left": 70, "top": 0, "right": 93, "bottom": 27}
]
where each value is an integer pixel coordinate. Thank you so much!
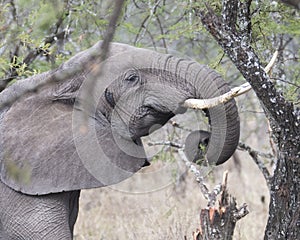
[{"left": 158, "top": 56, "right": 240, "bottom": 165}]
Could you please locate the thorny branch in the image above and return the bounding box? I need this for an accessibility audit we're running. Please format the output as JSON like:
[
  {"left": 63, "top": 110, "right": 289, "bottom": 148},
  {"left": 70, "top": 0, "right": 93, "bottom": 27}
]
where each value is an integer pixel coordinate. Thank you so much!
[
  {"left": 147, "top": 140, "right": 183, "bottom": 149},
  {"left": 147, "top": 139, "right": 221, "bottom": 206},
  {"left": 169, "top": 119, "right": 193, "bottom": 132},
  {"left": 0, "top": 1, "right": 72, "bottom": 91},
  {"left": 178, "top": 149, "right": 220, "bottom": 206}
]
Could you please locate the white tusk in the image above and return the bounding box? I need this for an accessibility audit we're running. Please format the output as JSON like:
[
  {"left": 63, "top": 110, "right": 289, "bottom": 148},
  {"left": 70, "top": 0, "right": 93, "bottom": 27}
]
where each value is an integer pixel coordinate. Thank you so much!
[{"left": 183, "top": 51, "right": 278, "bottom": 110}]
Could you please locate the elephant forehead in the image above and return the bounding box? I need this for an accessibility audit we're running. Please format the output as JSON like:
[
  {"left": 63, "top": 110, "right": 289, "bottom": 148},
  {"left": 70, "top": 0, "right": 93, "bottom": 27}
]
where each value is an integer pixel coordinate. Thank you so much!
[{"left": 143, "top": 82, "right": 191, "bottom": 106}]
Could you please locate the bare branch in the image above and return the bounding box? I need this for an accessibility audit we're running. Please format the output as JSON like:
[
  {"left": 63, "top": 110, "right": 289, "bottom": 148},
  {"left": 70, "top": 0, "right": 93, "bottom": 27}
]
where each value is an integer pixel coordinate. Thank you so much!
[
  {"left": 168, "top": 119, "right": 193, "bottom": 132},
  {"left": 182, "top": 50, "right": 278, "bottom": 110},
  {"left": 78, "top": 0, "right": 125, "bottom": 124},
  {"left": 147, "top": 140, "right": 183, "bottom": 148},
  {"left": 238, "top": 142, "right": 272, "bottom": 189},
  {"left": 134, "top": 0, "right": 162, "bottom": 45},
  {"left": 178, "top": 149, "right": 220, "bottom": 205},
  {"left": 155, "top": 15, "right": 168, "bottom": 51},
  {"left": 147, "top": 142, "right": 216, "bottom": 203}
]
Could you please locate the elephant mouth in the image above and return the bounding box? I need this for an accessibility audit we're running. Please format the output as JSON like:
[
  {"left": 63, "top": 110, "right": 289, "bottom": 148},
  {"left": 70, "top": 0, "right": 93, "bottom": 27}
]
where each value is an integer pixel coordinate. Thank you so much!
[{"left": 129, "top": 105, "right": 174, "bottom": 138}]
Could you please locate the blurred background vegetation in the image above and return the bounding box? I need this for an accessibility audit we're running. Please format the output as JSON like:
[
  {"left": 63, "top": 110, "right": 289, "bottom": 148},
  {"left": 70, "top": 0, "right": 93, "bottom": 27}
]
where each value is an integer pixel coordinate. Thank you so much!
[{"left": 0, "top": 0, "right": 299, "bottom": 103}]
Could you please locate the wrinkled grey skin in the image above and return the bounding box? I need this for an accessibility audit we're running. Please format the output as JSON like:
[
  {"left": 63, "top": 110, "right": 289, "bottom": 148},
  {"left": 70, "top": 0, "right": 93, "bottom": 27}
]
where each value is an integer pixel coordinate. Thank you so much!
[{"left": 0, "top": 42, "right": 239, "bottom": 239}]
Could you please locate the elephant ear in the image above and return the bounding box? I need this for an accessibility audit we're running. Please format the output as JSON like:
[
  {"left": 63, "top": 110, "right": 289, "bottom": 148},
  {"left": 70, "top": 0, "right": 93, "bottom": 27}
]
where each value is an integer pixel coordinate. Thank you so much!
[{"left": 0, "top": 42, "right": 148, "bottom": 195}]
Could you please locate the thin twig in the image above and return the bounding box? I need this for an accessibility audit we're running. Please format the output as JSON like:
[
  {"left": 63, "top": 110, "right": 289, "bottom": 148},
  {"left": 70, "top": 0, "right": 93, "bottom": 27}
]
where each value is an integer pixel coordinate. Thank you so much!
[
  {"left": 147, "top": 140, "right": 183, "bottom": 148},
  {"left": 238, "top": 142, "right": 272, "bottom": 189},
  {"left": 271, "top": 77, "right": 300, "bottom": 88},
  {"left": 155, "top": 15, "right": 168, "bottom": 51},
  {"left": 238, "top": 142, "right": 274, "bottom": 159},
  {"left": 168, "top": 120, "right": 193, "bottom": 132},
  {"left": 134, "top": 0, "right": 161, "bottom": 44}
]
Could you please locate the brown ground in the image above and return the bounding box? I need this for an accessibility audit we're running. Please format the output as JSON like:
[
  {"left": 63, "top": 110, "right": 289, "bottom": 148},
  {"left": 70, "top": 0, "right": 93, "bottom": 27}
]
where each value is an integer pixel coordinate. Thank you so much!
[{"left": 74, "top": 94, "right": 271, "bottom": 239}]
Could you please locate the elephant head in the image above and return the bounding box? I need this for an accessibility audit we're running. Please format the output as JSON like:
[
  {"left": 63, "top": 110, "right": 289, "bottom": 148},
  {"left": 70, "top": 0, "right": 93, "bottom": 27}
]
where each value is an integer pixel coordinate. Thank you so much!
[{"left": 0, "top": 41, "right": 239, "bottom": 195}]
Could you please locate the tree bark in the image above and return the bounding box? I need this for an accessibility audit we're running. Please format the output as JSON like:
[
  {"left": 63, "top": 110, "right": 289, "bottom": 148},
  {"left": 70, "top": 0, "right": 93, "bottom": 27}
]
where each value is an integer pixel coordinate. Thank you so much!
[{"left": 195, "top": 1, "right": 300, "bottom": 239}]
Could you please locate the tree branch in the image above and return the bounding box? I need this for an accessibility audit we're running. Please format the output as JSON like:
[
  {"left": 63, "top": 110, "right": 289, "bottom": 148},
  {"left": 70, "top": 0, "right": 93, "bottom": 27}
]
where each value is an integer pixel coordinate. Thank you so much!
[
  {"left": 238, "top": 142, "right": 272, "bottom": 189},
  {"left": 133, "top": 0, "right": 162, "bottom": 45},
  {"left": 178, "top": 149, "right": 222, "bottom": 207},
  {"left": 77, "top": 0, "right": 125, "bottom": 127},
  {"left": 0, "top": 4, "right": 71, "bottom": 92},
  {"left": 147, "top": 140, "right": 183, "bottom": 149}
]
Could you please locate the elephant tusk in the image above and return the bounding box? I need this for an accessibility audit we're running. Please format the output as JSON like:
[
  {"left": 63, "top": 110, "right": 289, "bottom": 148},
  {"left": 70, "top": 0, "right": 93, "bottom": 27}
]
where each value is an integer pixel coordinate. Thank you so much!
[
  {"left": 264, "top": 50, "right": 278, "bottom": 74},
  {"left": 182, "top": 82, "right": 252, "bottom": 110},
  {"left": 182, "top": 50, "right": 278, "bottom": 110}
]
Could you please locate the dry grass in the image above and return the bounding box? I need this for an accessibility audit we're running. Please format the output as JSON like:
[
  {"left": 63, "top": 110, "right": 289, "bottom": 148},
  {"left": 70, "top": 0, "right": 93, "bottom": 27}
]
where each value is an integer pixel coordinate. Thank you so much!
[{"left": 74, "top": 94, "right": 271, "bottom": 239}]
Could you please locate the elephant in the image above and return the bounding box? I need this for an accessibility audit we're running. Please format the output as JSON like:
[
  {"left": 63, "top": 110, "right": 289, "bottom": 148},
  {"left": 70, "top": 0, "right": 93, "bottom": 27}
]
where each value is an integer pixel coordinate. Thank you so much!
[{"left": 0, "top": 41, "right": 240, "bottom": 239}]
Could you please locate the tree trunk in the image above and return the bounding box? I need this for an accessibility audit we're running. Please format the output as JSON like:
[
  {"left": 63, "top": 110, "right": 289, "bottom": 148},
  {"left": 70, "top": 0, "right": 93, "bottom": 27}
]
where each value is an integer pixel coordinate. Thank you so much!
[{"left": 195, "top": 1, "right": 300, "bottom": 239}]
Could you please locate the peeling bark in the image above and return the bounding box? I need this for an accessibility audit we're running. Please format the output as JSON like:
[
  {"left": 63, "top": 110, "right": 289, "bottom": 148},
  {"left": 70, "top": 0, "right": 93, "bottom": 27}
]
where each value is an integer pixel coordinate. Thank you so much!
[{"left": 195, "top": 1, "right": 300, "bottom": 239}]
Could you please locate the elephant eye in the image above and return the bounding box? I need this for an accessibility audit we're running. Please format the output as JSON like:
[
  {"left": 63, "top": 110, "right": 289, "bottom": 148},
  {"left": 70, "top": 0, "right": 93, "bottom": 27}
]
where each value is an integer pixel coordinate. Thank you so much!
[
  {"left": 104, "top": 88, "right": 115, "bottom": 108},
  {"left": 126, "top": 74, "right": 139, "bottom": 82},
  {"left": 124, "top": 69, "right": 140, "bottom": 82}
]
